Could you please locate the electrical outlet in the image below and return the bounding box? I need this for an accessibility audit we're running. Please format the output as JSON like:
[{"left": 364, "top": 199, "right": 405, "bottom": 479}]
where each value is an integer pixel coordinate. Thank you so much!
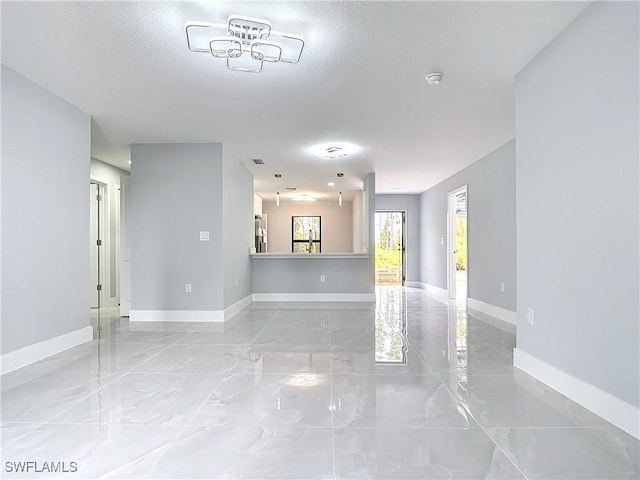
[
  {"left": 527, "top": 308, "right": 534, "bottom": 325},
  {"left": 185, "top": 283, "right": 192, "bottom": 293},
  {"left": 429, "top": 268, "right": 432, "bottom": 277},
  {"left": 500, "top": 282, "right": 506, "bottom": 293},
  {"left": 440, "top": 237, "right": 445, "bottom": 245},
  {"left": 235, "top": 278, "right": 239, "bottom": 288},
  {"left": 320, "top": 275, "right": 326, "bottom": 283}
]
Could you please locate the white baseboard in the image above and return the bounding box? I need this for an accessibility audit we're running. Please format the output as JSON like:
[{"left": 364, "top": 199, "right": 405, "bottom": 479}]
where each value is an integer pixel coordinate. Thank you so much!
[
  {"left": 1, "top": 326, "right": 93, "bottom": 375},
  {"left": 252, "top": 293, "right": 376, "bottom": 302},
  {"left": 405, "top": 281, "right": 423, "bottom": 289},
  {"left": 130, "top": 310, "right": 224, "bottom": 322},
  {"left": 224, "top": 294, "right": 253, "bottom": 320},
  {"left": 422, "top": 283, "right": 449, "bottom": 304},
  {"left": 514, "top": 348, "right": 639, "bottom": 439},
  {"left": 467, "top": 298, "right": 517, "bottom": 333}
]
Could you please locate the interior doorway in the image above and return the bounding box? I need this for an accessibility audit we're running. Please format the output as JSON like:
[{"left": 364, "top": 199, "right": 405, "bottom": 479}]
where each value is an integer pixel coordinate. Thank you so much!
[
  {"left": 374, "top": 211, "right": 405, "bottom": 286},
  {"left": 447, "top": 186, "right": 467, "bottom": 300},
  {"left": 89, "top": 182, "right": 104, "bottom": 309}
]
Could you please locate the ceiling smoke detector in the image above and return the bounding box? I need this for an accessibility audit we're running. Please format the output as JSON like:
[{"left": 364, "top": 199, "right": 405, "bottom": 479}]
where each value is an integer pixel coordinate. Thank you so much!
[{"left": 425, "top": 72, "right": 443, "bottom": 85}]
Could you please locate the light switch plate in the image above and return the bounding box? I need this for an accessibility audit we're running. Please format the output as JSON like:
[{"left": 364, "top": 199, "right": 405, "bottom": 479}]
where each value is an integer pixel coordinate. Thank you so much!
[{"left": 199, "top": 231, "right": 210, "bottom": 241}]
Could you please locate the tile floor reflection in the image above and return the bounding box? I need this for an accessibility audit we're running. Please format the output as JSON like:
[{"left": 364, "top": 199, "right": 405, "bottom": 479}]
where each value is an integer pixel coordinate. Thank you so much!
[{"left": 1, "top": 287, "right": 638, "bottom": 479}]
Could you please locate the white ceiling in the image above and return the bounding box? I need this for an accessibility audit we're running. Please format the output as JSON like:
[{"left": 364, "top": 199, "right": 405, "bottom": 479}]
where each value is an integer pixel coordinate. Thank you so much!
[{"left": 1, "top": 1, "right": 589, "bottom": 201}]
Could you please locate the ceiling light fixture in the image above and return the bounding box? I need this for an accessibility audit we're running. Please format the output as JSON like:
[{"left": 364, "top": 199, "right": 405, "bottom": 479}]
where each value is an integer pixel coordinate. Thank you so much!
[
  {"left": 425, "top": 72, "right": 443, "bottom": 85},
  {"left": 185, "top": 16, "right": 304, "bottom": 73},
  {"left": 321, "top": 146, "right": 347, "bottom": 160},
  {"left": 292, "top": 194, "right": 316, "bottom": 202},
  {"left": 327, "top": 182, "right": 335, "bottom": 187},
  {"left": 337, "top": 173, "right": 344, "bottom": 207},
  {"left": 309, "top": 142, "right": 360, "bottom": 160},
  {"left": 274, "top": 174, "right": 282, "bottom": 206}
]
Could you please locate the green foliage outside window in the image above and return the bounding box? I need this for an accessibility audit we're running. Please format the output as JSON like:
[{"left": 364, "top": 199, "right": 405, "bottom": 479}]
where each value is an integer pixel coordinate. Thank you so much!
[{"left": 456, "top": 216, "right": 467, "bottom": 271}]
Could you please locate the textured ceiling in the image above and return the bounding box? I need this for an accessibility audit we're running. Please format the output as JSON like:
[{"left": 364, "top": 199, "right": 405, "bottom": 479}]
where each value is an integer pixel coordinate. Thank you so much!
[{"left": 1, "top": 1, "right": 589, "bottom": 200}]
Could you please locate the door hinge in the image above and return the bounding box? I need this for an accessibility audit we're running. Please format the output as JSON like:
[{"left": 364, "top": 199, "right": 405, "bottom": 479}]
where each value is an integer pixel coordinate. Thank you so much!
[
  {"left": 97, "top": 194, "right": 102, "bottom": 202},
  {"left": 97, "top": 239, "right": 102, "bottom": 246},
  {"left": 96, "top": 284, "right": 102, "bottom": 291}
]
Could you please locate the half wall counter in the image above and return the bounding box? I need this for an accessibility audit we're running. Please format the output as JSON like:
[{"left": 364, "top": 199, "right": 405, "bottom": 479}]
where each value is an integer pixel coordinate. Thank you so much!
[{"left": 251, "top": 253, "right": 375, "bottom": 301}]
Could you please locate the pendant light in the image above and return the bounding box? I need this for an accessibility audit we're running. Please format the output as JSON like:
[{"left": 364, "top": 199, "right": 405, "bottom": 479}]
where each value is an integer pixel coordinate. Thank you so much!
[
  {"left": 275, "top": 174, "right": 282, "bottom": 206},
  {"left": 337, "top": 173, "right": 344, "bottom": 207}
]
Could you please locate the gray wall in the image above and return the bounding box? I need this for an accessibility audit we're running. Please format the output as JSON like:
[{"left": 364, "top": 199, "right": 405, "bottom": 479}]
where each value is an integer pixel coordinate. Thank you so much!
[
  {"left": 1, "top": 66, "right": 90, "bottom": 354},
  {"left": 515, "top": 2, "right": 639, "bottom": 406},
  {"left": 420, "top": 140, "right": 516, "bottom": 311},
  {"left": 90, "top": 158, "right": 129, "bottom": 307},
  {"left": 253, "top": 258, "right": 372, "bottom": 294},
  {"left": 262, "top": 200, "right": 353, "bottom": 253},
  {"left": 375, "top": 194, "right": 421, "bottom": 282},
  {"left": 223, "top": 149, "right": 253, "bottom": 308},
  {"left": 130, "top": 144, "right": 224, "bottom": 311}
]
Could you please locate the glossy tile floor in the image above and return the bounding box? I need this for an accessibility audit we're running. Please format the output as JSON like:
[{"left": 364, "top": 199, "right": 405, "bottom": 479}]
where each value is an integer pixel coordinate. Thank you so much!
[{"left": 1, "top": 287, "right": 638, "bottom": 479}]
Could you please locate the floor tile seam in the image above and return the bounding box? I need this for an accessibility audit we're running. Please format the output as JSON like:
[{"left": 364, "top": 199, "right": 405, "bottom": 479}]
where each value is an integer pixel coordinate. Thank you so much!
[
  {"left": 332, "top": 372, "right": 442, "bottom": 381},
  {"left": 29, "top": 421, "right": 190, "bottom": 428},
  {"left": 434, "top": 371, "right": 613, "bottom": 431},
  {"left": 0, "top": 421, "right": 45, "bottom": 452},
  {"left": 328, "top": 310, "right": 337, "bottom": 480},
  {"left": 108, "top": 371, "right": 231, "bottom": 377},
  {"left": 123, "top": 341, "right": 191, "bottom": 374},
  {"left": 478, "top": 421, "right": 529, "bottom": 480},
  {"left": 246, "top": 319, "right": 274, "bottom": 350},
  {"left": 432, "top": 370, "right": 485, "bottom": 428},
  {"left": 140, "top": 372, "right": 230, "bottom": 479},
  {"left": 330, "top": 425, "right": 491, "bottom": 430},
  {"left": 103, "top": 330, "right": 192, "bottom": 344},
  {"left": 482, "top": 342, "right": 515, "bottom": 361},
  {"left": 28, "top": 369, "right": 128, "bottom": 427},
  {"left": 224, "top": 372, "right": 332, "bottom": 378},
  {"left": 432, "top": 370, "right": 529, "bottom": 480},
  {"left": 169, "top": 341, "right": 256, "bottom": 346}
]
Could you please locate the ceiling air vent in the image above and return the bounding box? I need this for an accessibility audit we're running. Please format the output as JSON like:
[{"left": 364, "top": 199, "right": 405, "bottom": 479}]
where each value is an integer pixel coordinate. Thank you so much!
[
  {"left": 252, "top": 158, "right": 265, "bottom": 165},
  {"left": 286, "top": 187, "right": 299, "bottom": 191}
]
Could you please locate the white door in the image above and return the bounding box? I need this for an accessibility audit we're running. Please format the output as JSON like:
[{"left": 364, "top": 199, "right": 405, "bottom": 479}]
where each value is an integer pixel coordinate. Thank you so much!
[{"left": 120, "top": 176, "right": 131, "bottom": 317}]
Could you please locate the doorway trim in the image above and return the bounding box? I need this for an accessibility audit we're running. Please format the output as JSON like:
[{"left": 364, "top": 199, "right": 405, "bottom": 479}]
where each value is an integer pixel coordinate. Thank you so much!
[
  {"left": 90, "top": 175, "right": 121, "bottom": 310},
  {"left": 89, "top": 179, "right": 106, "bottom": 309},
  {"left": 374, "top": 210, "right": 406, "bottom": 286},
  {"left": 447, "top": 185, "right": 467, "bottom": 299}
]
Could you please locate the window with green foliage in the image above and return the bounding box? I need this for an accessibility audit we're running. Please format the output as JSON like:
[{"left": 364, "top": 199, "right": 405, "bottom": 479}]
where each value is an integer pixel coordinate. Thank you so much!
[{"left": 292, "top": 216, "right": 321, "bottom": 253}]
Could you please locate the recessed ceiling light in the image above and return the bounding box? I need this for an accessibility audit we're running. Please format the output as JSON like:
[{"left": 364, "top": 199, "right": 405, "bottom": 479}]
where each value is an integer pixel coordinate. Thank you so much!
[
  {"left": 128, "top": 160, "right": 132, "bottom": 164},
  {"left": 327, "top": 182, "right": 335, "bottom": 187},
  {"left": 425, "top": 72, "right": 443, "bottom": 85}
]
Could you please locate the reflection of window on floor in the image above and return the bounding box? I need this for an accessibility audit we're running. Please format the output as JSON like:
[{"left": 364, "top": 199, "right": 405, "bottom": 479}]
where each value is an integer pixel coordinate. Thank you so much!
[
  {"left": 292, "top": 216, "right": 321, "bottom": 253},
  {"left": 375, "top": 286, "right": 408, "bottom": 364}
]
